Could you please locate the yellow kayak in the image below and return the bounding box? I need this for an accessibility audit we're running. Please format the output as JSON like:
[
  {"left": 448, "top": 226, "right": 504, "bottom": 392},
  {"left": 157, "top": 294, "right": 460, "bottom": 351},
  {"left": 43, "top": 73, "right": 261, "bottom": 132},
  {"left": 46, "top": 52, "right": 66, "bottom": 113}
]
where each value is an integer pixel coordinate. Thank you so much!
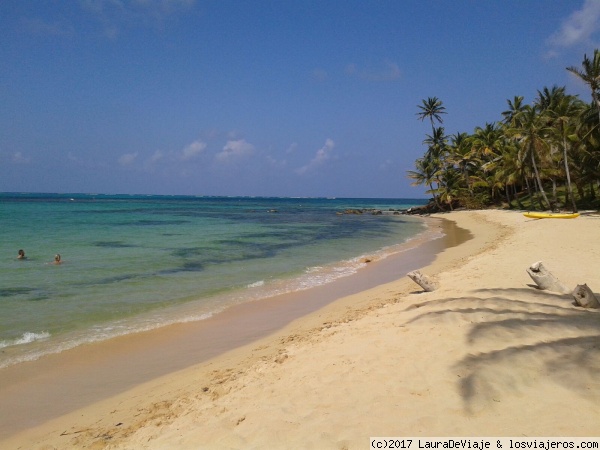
[{"left": 523, "top": 212, "right": 580, "bottom": 219}]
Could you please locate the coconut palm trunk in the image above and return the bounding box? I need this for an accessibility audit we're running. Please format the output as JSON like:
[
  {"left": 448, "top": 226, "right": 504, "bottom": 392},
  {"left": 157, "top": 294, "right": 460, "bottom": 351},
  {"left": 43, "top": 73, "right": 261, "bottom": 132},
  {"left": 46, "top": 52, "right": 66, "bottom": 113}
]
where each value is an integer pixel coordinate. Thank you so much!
[
  {"left": 562, "top": 134, "right": 578, "bottom": 212},
  {"left": 530, "top": 146, "right": 551, "bottom": 209}
]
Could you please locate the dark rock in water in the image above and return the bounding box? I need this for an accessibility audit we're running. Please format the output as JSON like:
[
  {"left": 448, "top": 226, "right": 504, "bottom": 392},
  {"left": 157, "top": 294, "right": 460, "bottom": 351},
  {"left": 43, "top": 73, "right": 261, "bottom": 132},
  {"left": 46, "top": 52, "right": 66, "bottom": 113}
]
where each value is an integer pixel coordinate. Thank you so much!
[
  {"left": 338, "top": 205, "right": 443, "bottom": 216},
  {"left": 404, "top": 203, "right": 439, "bottom": 215},
  {"left": 340, "top": 208, "right": 399, "bottom": 215}
]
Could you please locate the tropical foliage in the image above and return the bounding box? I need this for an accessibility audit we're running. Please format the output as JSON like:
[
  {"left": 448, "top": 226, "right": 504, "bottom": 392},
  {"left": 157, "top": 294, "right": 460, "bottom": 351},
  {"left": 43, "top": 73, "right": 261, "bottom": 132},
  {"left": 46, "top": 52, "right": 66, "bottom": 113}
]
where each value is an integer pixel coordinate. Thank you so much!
[{"left": 409, "top": 50, "right": 600, "bottom": 212}]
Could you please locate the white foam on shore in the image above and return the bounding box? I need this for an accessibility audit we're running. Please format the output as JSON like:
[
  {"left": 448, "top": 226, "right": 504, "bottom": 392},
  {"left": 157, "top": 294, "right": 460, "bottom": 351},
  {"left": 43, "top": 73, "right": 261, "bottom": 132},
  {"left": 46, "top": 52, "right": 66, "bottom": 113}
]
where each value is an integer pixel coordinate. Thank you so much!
[
  {"left": 224, "top": 221, "right": 445, "bottom": 304},
  {"left": 0, "top": 331, "right": 51, "bottom": 349},
  {"left": 0, "top": 313, "right": 214, "bottom": 369}
]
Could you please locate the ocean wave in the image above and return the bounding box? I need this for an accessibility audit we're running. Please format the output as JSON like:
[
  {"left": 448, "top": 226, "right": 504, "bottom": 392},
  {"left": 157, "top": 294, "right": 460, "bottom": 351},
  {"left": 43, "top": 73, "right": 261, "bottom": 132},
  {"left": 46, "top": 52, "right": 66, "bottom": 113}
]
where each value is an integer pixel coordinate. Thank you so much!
[
  {"left": 0, "top": 312, "right": 215, "bottom": 369},
  {"left": 247, "top": 224, "right": 445, "bottom": 300},
  {"left": 0, "top": 331, "right": 51, "bottom": 349}
]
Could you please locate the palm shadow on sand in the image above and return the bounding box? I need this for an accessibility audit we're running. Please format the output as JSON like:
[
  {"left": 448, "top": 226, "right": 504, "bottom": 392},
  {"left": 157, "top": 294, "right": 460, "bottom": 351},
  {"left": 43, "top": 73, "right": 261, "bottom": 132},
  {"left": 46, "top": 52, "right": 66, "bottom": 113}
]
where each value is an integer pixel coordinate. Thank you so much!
[{"left": 402, "top": 288, "right": 600, "bottom": 413}]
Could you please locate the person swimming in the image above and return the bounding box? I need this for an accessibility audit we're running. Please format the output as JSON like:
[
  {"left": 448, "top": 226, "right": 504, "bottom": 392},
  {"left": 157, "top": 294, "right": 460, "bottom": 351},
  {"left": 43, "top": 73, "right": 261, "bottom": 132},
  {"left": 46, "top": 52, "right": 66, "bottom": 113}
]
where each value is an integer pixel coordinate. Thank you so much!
[
  {"left": 53, "top": 254, "right": 62, "bottom": 264},
  {"left": 17, "top": 249, "right": 26, "bottom": 259}
]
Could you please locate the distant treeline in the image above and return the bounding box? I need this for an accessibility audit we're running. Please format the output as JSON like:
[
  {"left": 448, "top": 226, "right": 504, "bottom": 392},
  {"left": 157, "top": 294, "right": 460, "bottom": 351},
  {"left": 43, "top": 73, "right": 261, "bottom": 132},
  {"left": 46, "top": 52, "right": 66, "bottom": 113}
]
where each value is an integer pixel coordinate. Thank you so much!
[{"left": 409, "top": 50, "right": 600, "bottom": 213}]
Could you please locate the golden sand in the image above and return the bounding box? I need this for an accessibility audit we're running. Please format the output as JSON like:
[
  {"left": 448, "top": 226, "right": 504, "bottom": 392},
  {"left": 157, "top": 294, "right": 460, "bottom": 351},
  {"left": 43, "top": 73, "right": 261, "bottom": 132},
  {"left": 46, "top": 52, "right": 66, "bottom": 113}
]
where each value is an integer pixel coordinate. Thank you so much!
[{"left": 3, "top": 209, "right": 600, "bottom": 449}]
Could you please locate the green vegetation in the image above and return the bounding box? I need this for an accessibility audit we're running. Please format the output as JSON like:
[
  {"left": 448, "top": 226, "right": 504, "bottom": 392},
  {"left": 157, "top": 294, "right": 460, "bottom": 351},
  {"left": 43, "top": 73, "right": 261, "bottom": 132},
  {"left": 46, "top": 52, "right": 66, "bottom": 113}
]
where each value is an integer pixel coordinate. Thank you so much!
[{"left": 409, "top": 50, "right": 600, "bottom": 213}]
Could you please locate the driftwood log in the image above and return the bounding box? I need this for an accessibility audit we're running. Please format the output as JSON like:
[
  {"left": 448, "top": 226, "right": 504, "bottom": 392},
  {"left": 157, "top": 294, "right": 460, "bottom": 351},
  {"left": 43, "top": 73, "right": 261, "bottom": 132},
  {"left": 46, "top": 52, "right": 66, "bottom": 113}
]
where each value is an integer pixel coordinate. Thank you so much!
[
  {"left": 526, "top": 261, "right": 571, "bottom": 294},
  {"left": 572, "top": 284, "right": 600, "bottom": 309},
  {"left": 407, "top": 270, "right": 438, "bottom": 292},
  {"left": 526, "top": 261, "right": 599, "bottom": 309}
]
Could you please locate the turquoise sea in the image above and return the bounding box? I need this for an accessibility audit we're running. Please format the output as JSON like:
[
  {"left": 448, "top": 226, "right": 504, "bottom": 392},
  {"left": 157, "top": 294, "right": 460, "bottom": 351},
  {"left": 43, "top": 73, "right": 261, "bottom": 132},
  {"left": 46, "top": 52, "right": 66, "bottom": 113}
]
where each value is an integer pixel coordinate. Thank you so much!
[{"left": 0, "top": 194, "right": 429, "bottom": 369}]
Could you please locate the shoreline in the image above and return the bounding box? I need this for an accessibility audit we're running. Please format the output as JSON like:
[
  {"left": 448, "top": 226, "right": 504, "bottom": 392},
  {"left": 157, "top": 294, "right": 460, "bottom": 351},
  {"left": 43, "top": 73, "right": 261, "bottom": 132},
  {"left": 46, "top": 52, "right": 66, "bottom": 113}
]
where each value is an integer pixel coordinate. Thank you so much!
[
  {"left": 0, "top": 214, "right": 432, "bottom": 372},
  {"left": 3, "top": 209, "right": 600, "bottom": 448},
  {"left": 0, "top": 215, "right": 462, "bottom": 441}
]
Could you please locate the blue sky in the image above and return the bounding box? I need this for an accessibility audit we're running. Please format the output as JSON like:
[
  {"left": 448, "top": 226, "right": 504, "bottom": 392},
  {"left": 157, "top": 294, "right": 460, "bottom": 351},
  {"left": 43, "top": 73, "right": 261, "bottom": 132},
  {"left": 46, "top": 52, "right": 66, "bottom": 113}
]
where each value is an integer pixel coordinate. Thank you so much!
[{"left": 1, "top": 0, "right": 599, "bottom": 198}]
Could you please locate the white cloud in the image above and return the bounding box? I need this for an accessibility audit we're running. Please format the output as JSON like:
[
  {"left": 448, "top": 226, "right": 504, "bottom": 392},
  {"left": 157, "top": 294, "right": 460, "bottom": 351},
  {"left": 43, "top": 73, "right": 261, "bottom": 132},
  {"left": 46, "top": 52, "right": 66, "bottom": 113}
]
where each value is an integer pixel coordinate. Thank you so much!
[
  {"left": 149, "top": 149, "right": 164, "bottom": 163},
  {"left": 345, "top": 63, "right": 357, "bottom": 76},
  {"left": 143, "top": 150, "right": 164, "bottom": 171},
  {"left": 180, "top": 140, "right": 206, "bottom": 160},
  {"left": 118, "top": 152, "right": 138, "bottom": 166},
  {"left": 295, "top": 139, "right": 335, "bottom": 175},
  {"left": 138, "top": 0, "right": 196, "bottom": 14},
  {"left": 379, "top": 159, "right": 394, "bottom": 171},
  {"left": 311, "top": 68, "right": 328, "bottom": 82},
  {"left": 67, "top": 152, "right": 110, "bottom": 169},
  {"left": 21, "top": 17, "right": 75, "bottom": 36},
  {"left": 266, "top": 155, "right": 286, "bottom": 168},
  {"left": 82, "top": 0, "right": 196, "bottom": 15},
  {"left": 12, "top": 152, "right": 31, "bottom": 164},
  {"left": 548, "top": 0, "right": 600, "bottom": 48},
  {"left": 345, "top": 61, "right": 401, "bottom": 82},
  {"left": 81, "top": 0, "right": 196, "bottom": 38},
  {"left": 286, "top": 142, "right": 298, "bottom": 154},
  {"left": 215, "top": 139, "right": 255, "bottom": 163}
]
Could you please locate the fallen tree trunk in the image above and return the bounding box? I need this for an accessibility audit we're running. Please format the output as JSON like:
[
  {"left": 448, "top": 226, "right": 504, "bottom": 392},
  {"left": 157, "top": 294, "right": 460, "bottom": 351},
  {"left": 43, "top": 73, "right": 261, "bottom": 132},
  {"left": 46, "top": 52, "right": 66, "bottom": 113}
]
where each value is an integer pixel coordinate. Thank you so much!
[
  {"left": 572, "top": 284, "right": 600, "bottom": 309},
  {"left": 526, "top": 261, "right": 571, "bottom": 294},
  {"left": 407, "top": 270, "right": 438, "bottom": 292}
]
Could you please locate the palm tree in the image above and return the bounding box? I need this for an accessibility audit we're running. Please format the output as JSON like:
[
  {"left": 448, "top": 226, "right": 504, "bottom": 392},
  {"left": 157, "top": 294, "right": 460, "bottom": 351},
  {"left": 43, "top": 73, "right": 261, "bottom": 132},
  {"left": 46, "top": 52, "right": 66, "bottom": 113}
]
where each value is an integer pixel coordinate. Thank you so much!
[
  {"left": 414, "top": 98, "right": 447, "bottom": 209},
  {"left": 496, "top": 140, "right": 525, "bottom": 208},
  {"left": 423, "top": 127, "right": 448, "bottom": 159},
  {"left": 502, "top": 96, "right": 526, "bottom": 125},
  {"left": 575, "top": 102, "right": 600, "bottom": 199},
  {"left": 535, "top": 85, "right": 566, "bottom": 112},
  {"left": 436, "top": 165, "right": 462, "bottom": 210},
  {"left": 535, "top": 86, "right": 569, "bottom": 208},
  {"left": 506, "top": 105, "right": 552, "bottom": 210},
  {"left": 417, "top": 97, "right": 447, "bottom": 135},
  {"left": 421, "top": 127, "right": 448, "bottom": 208},
  {"left": 469, "top": 123, "right": 507, "bottom": 202},
  {"left": 541, "top": 87, "right": 584, "bottom": 212},
  {"left": 407, "top": 157, "right": 439, "bottom": 203},
  {"left": 500, "top": 97, "right": 528, "bottom": 206},
  {"left": 567, "top": 50, "right": 600, "bottom": 125},
  {"left": 471, "top": 123, "right": 502, "bottom": 161},
  {"left": 448, "top": 132, "right": 478, "bottom": 197}
]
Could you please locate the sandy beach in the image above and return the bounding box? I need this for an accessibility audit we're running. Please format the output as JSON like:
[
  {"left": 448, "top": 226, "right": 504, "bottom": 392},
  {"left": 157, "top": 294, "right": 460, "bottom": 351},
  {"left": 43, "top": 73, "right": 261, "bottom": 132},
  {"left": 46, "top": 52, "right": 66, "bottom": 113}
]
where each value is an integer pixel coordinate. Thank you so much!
[{"left": 2, "top": 209, "right": 600, "bottom": 449}]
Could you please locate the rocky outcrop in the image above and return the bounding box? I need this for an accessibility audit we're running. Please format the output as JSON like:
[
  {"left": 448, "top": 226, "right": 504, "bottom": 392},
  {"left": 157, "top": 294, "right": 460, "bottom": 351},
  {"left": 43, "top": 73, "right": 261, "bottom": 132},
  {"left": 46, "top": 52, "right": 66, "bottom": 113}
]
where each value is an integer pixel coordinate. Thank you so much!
[{"left": 339, "top": 208, "right": 393, "bottom": 215}]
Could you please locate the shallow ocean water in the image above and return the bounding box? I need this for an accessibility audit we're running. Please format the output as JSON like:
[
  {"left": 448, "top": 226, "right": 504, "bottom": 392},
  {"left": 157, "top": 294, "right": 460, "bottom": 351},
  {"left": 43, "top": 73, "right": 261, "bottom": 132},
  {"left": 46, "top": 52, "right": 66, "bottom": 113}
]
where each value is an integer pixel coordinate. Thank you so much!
[{"left": 0, "top": 193, "right": 429, "bottom": 367}]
